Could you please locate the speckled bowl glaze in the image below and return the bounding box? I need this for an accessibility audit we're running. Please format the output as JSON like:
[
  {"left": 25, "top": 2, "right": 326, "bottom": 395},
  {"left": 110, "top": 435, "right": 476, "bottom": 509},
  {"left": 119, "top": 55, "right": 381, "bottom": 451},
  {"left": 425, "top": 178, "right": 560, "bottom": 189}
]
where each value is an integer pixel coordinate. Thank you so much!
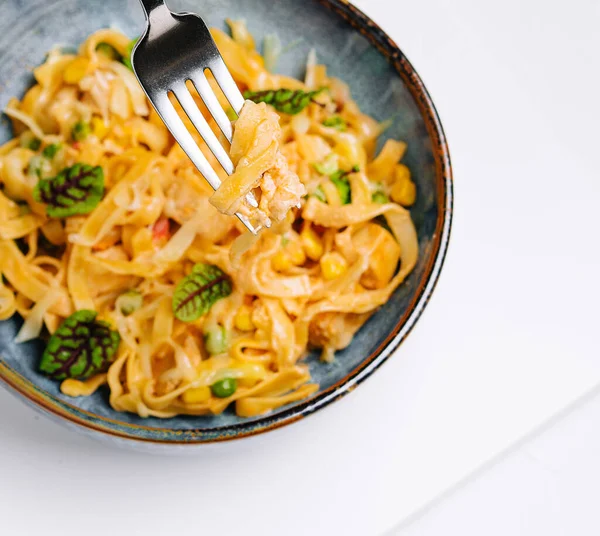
[{"left": 0, "top": 0, "right": 452, "bottom": 447}]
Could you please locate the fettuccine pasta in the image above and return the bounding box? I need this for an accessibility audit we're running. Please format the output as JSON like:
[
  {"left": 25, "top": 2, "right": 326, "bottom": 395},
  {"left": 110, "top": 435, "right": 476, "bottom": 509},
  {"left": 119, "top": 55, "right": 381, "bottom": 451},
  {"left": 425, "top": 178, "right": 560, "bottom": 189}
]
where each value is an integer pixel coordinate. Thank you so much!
[{"left": 0, "top": 24, "right": 419, "bottom": 418}]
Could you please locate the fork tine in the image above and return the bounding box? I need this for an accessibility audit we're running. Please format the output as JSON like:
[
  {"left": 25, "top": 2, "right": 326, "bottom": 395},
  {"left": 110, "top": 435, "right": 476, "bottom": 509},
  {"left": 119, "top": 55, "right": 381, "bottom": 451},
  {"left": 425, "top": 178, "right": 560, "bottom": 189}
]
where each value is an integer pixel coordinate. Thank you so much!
[
  {"left": 169, "top": 86, "right": 258, "bottom": 210},
  {"left": 151, "top": 93, "right": 223, "bottom": 191},
  {"left": 208, "top": 58, "right": 246, "bottom": 114},
  {"left": 190, "top": 72, "right": 234, "bottom": 143},
  {"left": 150, "top": 93, "right": 260, "bottom": 232},
  {"left": 187, "top": 75, "right": 260, "bottom": 211},
  {"left": 173, "top": 84, "right": 234, "bottom": 175}
]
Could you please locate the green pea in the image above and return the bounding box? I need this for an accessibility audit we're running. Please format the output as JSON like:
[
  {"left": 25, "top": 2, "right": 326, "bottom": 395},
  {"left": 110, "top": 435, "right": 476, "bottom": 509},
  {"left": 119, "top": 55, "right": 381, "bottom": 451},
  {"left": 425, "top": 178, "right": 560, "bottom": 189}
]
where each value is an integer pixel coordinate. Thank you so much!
[
  {"left": 116, "top": 289, "right": 143, "bottom": 316},
  {"left": 204, "top": 326, "right": 228, "bottom": 355},
  {"left": 42, "top": 143, "right": 61, "bottom": 159},
  {"left": 71, "top": 120, "right": 91, "bottom": 142},
  {"left": 20, "top": 131, "right": 41, "bottom": 151},
  {"left": 372, "top": 190, "right": 389, "bottom": 204},
  {"left": 322, "top": 115, "right": 347, "bottom": 131},
  {"left": 211, "top": 377, "right": 237, "bottom": 398}
]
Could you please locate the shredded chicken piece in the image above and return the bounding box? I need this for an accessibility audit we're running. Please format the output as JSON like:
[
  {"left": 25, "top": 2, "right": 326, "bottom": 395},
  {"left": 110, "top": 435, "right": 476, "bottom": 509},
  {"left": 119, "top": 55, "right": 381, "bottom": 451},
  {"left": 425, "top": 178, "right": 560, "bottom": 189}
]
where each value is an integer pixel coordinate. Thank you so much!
[
  {"left": 308, "top": 311, "right": 371, "bottom": 351},
  {"left": 258, "top": 153, "right": 305, "bottom": 221},
  {"left": 210, "top": 100, "right": 306, "bottom": 225}
]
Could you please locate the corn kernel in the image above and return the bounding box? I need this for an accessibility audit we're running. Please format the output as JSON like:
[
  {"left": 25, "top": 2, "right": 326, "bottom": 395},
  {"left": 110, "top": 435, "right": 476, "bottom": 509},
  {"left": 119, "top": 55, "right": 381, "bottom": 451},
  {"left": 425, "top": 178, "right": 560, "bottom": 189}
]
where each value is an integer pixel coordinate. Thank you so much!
[
  {"left": 320, "top": 252, "right": 348, "bottom": 280},
  {"left": 63, "top": 57, "right": 90, "bottom": 84},
  {"left": 391, "top": 164, "right": 416, "bottom": 206},
  {"left": 235, "top": 363, "right": 267, "bottom": 387},
  {"left": 131, "top": 227, "right": 154, "bottom": 257},
  {"left": 91, "top": 117, "right": 109, "bottom": 139},
  {"left": 273, "top": 237, "right": 307, "bottom": 271},
  {"left": 182, "top": 385, "right": 211, "bottom": 404},
  {"left": 288, "top": 242, "right": 307, "bottom": 265},
  {"left": 272, "top": 250, "right": 293, "bottom": 272},
  {"left": 234, "top": 305, "right": 254, "bottom": 332},
  {"left": 391, "top": 178, "right": 416, "bottom": 206},
  {"left": 301, "top": 225, "right": 324, "bottom": 261},
  {"left": 395, "top": 163, "right": 411, "bottom": 184}
]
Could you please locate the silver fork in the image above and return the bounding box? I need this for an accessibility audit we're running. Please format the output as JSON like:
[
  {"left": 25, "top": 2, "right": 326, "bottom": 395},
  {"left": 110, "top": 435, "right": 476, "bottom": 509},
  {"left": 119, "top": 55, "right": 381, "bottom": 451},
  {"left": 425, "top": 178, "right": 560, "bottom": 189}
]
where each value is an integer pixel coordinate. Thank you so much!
[{"left": 131, "top": 0, "right": 264, "bottom": 233}]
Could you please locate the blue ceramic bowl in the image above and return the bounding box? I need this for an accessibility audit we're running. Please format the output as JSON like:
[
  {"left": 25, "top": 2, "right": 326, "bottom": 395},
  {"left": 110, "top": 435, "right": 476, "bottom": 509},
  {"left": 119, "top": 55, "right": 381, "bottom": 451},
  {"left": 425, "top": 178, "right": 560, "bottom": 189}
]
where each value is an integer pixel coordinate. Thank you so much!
[{"left": 0, "top": 0, "right": 452, "bottom": 447}]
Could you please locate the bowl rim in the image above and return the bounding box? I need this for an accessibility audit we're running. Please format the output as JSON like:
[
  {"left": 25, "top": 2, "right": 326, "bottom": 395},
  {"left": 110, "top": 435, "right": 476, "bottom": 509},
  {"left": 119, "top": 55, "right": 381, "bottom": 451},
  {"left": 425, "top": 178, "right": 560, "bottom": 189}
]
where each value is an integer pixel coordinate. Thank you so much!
[{"left": 0, "top": 0, "right": 453, "bottom": 445}]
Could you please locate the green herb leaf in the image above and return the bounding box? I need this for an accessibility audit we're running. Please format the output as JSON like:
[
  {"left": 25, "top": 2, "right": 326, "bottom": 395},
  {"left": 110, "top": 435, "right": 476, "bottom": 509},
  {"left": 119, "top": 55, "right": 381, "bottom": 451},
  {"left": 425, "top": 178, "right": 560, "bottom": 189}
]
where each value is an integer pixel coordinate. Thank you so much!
[
  {"left": 39, "top": 310, "right": 120, "bottom": 381},
  {"left": 328, "top": 167, "right": 359, "bottom": 182},
  {"left": 211, "top": 377, "right": 237, "bottom": 398},
  {"left": 312, "top": 166, "right": 359, "bottom": 205},
  {"left": 172, "top": 264, "right": 232, "bottom": 322},
  {"left": 312, "top": 186, "right": 327, "bottom": 203},
  {"left": 313, "top": 154, "right": 339, "bottom": 176},
  {"left": 243, "top": 88, "right": 324, "bottom": 115},
  {"left": 330, "top": 173, "right": 351, "bottom": 205},
  {"left": 95, "top": 42, "right": 122, "bottom": 61},
  {"left": 42, "top": 143, "right": 61, "bottom": 159},
  {"left": 71, "top": 120, "right": 91, "bottom": 142},
  {"left": 322, "top": 115, "right": 347, "bottom": 131},
  {"left": 34, "top": 163, "right": 105, "bottom": 218},
  {"left": 122, "top": 38, "right": 138, "bottom": 70}
]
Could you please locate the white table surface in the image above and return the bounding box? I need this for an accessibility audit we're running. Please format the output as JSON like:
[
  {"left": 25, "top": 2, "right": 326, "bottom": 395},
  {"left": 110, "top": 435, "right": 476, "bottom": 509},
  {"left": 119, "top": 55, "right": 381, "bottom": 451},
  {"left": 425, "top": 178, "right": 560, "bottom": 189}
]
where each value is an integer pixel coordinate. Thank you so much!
[{"left": 1, "top": 0, "right": 599, "bottom": 535}]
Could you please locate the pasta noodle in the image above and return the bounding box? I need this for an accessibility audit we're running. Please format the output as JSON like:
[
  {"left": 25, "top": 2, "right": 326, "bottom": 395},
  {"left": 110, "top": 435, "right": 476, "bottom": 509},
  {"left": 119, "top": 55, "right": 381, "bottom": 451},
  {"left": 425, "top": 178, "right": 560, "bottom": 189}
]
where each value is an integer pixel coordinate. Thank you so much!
[{"left": 0, "top": 25, "right": 418, "bottom": 418}]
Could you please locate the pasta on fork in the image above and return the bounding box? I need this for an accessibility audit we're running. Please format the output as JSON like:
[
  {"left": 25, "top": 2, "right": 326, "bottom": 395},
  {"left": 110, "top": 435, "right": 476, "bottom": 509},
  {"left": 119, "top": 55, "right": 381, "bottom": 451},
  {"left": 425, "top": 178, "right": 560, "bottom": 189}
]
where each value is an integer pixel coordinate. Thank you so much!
[{"left": 211, "top": 100, "right": 306, "bottom": 226}]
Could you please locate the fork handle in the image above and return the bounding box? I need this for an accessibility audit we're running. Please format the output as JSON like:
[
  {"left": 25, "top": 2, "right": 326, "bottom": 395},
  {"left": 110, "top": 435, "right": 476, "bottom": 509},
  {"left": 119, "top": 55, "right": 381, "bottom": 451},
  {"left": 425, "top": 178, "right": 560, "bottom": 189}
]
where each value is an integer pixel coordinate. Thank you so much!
[{"left": 138, "top": 0, "right": 167, "bottom": 17}]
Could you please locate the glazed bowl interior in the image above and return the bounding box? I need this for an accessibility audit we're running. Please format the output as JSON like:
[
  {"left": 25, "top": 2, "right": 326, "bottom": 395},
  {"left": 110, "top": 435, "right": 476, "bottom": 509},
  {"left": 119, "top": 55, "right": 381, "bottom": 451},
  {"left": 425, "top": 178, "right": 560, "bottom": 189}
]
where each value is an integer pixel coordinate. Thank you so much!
[{"left": 0, "top": 0, "right": 451, "bottom": 444}]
